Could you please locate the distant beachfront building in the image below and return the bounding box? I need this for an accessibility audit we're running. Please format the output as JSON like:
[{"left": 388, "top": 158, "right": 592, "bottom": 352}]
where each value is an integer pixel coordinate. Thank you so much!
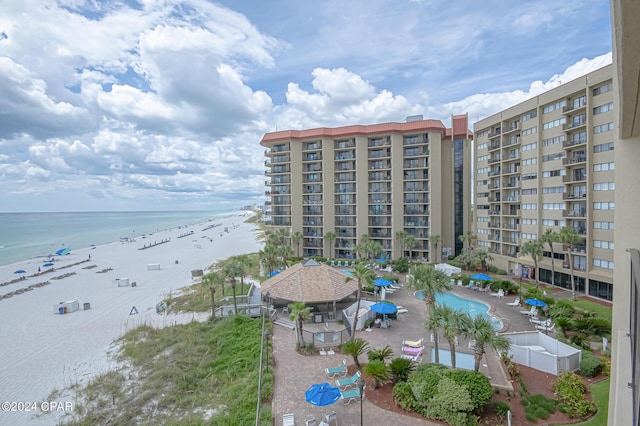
[
  {"left": 473, "top": 65, "right": 615, "bottom": 301},
  {"left": 260, "top": 115, "right": 472, "bottom": 261}
]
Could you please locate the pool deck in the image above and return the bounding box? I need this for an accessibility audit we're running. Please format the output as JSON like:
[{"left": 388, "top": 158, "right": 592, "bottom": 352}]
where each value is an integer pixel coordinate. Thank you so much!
[{"left": 270, "top": 278, "right": 552, "bottom": 425}]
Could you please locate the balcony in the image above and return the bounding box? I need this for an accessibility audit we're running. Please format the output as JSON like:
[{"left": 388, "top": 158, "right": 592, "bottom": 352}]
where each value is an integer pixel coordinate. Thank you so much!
[
  {"left": 503, "top": 223, "right": 520, "bottom": 230},
  {"left": 488, "top": 196, "right": 501, "bottom": 203},
  {"left": 563, "top": 120, "right": 587, "bottom": 131},
  {"left": 489, "top": 156, "right": 501, "bottom": 164},
  {"left": 562, "top": 102, "right": 586, "bottom": 114},
  {"left": 562, "top": 154, "right": 587, "bottom": 165},
  {"left": 488, "top": 129, "right": 501, "bottom": 139},
  {"left": 563, "top": 192, "right": 587, "bottom": 201},
  {"left": 563, "top": 173, "right": 587, "bottom": 183},
  {"left": 504, "top": 181, "right": 520, "bottom": 188},
  {"left": 504, "top": 136, "right": 521, "bottom": 147},
  {"left": 489, "top": 141, "right": 501, "bottom": 151},
  {"left": 303, "top": 219, "right": 323, "bottom": 226},
  {"left": 563, "top": 138, "right": 587, "bottom": 149},
  {"left": 335, "top": 140, "right": 356, "bottom": 149},
  {"left": 265, "top": 145, "right": 290, "bottom": 154},
  {"left": 335, "top": 153, "right": 355, "bottom": 160},
  {"left": 489, "top": 234, "right": 500, "bottom": 242},
  {"left": 563, "top": 209, "right": 587, "bottom": 218},
  {"left": 489, "top": 221, "right": 501, "bottom": 228}
]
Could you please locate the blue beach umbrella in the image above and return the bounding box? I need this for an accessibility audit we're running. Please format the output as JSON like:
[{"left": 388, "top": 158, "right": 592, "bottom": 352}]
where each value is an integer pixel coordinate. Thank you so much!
[
  {"left": 14, "top": 269, "right": 26, "bottom": 274},
  {"left": 525, "top": 298, "right": 547, "bottom": 307},
  {"left": 370, "top": 302, "right": 398, "bottom": 315},
  {"left": 470, "top": 273, "right": 493, "bottom": 281},
  {"left": 373, "top": 277, "right": 392, "bottom": 287},
  {"left": 43, "top": 263, "right": 54, "bottom": 267},
  {"left": 305, "top": 382, "right": 341, "bottom": 407}
]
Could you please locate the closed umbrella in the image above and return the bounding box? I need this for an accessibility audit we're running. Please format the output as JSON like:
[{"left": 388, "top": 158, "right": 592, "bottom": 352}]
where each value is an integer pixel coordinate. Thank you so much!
[{"left": 525, "top": 298, "right": 547, "bottom": 307}]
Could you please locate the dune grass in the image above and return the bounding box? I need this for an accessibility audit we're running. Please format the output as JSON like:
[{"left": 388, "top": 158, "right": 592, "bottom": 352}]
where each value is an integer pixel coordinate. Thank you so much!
[
  {"left": 63, "top": 316, "right": 272, "bottom": 425},
  {"left": 574, "top": 379, "right": 610, "bottom": 426}
]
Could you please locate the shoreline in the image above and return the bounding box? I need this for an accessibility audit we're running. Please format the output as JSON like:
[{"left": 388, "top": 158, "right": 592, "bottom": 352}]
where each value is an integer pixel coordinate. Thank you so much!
[{"left": 0, "top": 211, "right": 263, "bottom": 425}]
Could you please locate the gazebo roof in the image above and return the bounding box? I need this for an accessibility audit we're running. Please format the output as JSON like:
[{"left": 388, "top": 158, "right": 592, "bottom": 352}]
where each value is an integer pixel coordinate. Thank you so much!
[{"left": 261, "top": 260, "right": 357, "bottom": 303}]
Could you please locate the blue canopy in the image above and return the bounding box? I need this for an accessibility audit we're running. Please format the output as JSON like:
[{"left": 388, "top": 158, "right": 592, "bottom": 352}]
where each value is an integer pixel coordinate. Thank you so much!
[
  {"left": 55, "top": 248, "right": 71, "bottom": 256},
  {"left": 470, "top": 273, "right": 493, "bottom": 281},
  {"left": 373, "top": 278, "right": 392, "bottom": 287},
  {"left": 43, "top": 263, "right": 54, "bottom": 267},
  {"left": 370, "top": 302, "right": 398, "bottom": 314},
  {"left": 305, "top": 382, "right": 340, "bottom": 407},
  {"left": 525, "top": 298, "right": 547, "bottom": 307},
  {"left": 14, "top": 269, "right": 26, "bottom": 274},
  {"left": 375, "top": 258, "right": 388, "bottom": 263}
]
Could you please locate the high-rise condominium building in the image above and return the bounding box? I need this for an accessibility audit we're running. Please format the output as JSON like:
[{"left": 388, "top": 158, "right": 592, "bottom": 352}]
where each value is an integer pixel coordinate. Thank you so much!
[
  {"left": 609, "top": 0, "right": 640, "bottom": 423},
  {"left": 473, "top": 65, "right": 615, "bottom": 301},
  {"left": 261, "top": 115, "right": 472, "bottom": 261}
]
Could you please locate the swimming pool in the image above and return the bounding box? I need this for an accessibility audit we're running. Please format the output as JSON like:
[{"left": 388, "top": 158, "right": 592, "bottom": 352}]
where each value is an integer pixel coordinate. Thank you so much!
[
  {"left": 414, "top": 291, "right": 503, "bottom": 330},
  {"left": 431, "top": 348, "right": 475, "bottom": 370}
]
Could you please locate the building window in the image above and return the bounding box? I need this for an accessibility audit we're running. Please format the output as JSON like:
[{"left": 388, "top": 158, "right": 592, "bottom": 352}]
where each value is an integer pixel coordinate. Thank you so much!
[
  {"left": 594, "top": 221, "right": 615, "bottom": 230},
  {"left": 522, "top": 126, "right": 537, "bottom": 136},
  {"left": 543, "top": 135, "right": 566, "bottom": 146},
  {"left": 594, "top": 122, "right": 614, "bottom": 133},
  {"left": 543, "top": 100, "right": 566, "bottom": 113},
  {"left": 593, "top": 102, "right": 614, "bottom": 115},
  {"left": 594, "top": 162, "right": 615, "bottom": 172},
  {"left": 593, "top": 258, "right": 614, "bottom": 269},
  {"left": 593, "top": 182, "right": 615, "bottom": 191},
  {"left": 593, "top": 142, "right": 614, "bottom": 153},
  {"left": 592, "top": 82, "right": 613, "bottom": 96},
  {"left": 593, "top": 202, "right": 615, "bottom": 210},
  {"left": 543, "top": 118, "right": 566, "bottom": 130},
  {"left": 594, "top": 240, "right": 614, "bottom": 250},
  {"left": 588, "top": 279, "right": 613, "bottom": 301}
]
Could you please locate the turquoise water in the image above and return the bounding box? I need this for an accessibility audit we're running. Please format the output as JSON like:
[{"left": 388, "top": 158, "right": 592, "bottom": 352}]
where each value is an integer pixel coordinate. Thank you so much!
[
  {"left": 414, "top": 290, "right": 503, "bottom": 330},
  {"left": 431, "top": 348, "right": 475, "bottom": 370},
  {"left": 0, "top": 210, "right": 234, "bottom": 266}
]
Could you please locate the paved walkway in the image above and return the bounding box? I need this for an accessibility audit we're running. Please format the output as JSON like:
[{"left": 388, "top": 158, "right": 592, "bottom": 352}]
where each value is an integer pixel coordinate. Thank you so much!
[{"left": 270, "top": 279, "right": 547, "bottom": 425}]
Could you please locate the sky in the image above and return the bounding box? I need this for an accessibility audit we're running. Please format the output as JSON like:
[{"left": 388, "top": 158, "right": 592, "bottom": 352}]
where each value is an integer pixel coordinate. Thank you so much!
[{"left": 0, "top": 0, "right": 613, "bottom": 212}]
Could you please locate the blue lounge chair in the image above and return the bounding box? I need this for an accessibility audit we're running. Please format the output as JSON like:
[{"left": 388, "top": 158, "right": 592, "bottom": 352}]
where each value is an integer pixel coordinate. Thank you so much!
[
  {"left": 335, "top": 370, "right": 361, "bottom": 390},
  {"left": 325, "top": 359, "right": 347, "bottom": 378},
  {"left": 340, "top": 386, "right": 364, "bottom": 405}
]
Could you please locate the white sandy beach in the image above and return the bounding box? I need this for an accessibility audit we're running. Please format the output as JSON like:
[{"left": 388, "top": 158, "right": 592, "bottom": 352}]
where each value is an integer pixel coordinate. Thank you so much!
[{"left": 0, "top": 212, "right": 263, "bottom": 425}]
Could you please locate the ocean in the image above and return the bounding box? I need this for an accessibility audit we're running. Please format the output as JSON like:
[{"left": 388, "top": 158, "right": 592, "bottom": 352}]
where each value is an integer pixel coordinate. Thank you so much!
[{"left": 0, "top": 210, "right": 236, "bottom": 266}]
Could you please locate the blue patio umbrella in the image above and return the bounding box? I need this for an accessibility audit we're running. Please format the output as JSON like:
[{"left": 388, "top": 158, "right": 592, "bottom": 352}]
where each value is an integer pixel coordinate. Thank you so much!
[
  {"left": 14, "top": 269, "right": 26, "bottom": 274},
  {"left": 266, "top": 270, "right": 280, "bottom": 278},
  {"left": 375, "top": 258, "right": 388, "bottom": 263},
  {"left": 305, "top": 382, "right": 341, "bottom": 407},
  {"left": 525, "top": 298, "right": 547, "bottom": 307},
  {"left": 470, "top": 273, "right": 493, "bottom": 281},
  {"left": 373, "top": 277, "right": 392, "bottom": 287},
  {"left": 370, "top": 302, "right": 398, "bottom": 315},
  {"left": 43, "top": 263, "right": 54, "bottom": 267}
]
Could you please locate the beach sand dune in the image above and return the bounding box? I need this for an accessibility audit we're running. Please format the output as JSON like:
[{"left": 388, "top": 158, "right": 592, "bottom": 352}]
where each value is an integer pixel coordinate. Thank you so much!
[{"left": 0, "top": 213, "right": 263, "bottom": 425}]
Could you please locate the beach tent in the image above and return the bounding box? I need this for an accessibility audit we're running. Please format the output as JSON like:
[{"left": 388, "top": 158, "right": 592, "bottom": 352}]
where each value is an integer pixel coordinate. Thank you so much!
[
  {"left": 55, "top": 248, "right": 72, "bottom": 256},
  {"left": 53, "top": 300, "right": 79, "bottom": 315},
  {"left": 435, "top": 263, "right": 462, "bottom": 276}
]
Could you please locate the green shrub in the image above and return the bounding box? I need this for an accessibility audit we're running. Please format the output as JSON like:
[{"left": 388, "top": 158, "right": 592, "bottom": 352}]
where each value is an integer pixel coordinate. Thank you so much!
[
  {"left": 392, "top": 381, "right": 416, "bottom": 411},
  {"left": 600, "top": 356, "right": 611, "bottom": 376},
  {"left": 580, "top": 353, "right": 602, "bottom": 377},
  {"left": 553, "top": 372, "right": 596, "bottom": 418},
  {"left": 497, "top": 269, "right": 508, "bottom": 275},
  {"left": 494, "top": 401, "right": 510, "bottom": 418},
  {"left": 446, "top": 369, "right": 493, "bottom": 412},
  {"left": 407, "top": 363, "right": 447, "bottom": 408},
  {"left": 393, "top": 257, "right": 409, "bottom": 273},
  {"left": 487, "top": 264, "right": 498, "bottom": 273},
  {"left": 521, "top": 394, "right": 557, "bottom": 421},
  {"left": 424, "top": 377, "right": 474, "bottom": 426},
  {"left": 390, "top": 357, "right": 414, "bottom": 382},
  {"left": 363, "top": 359, "right": 392, "bottom": 389}
]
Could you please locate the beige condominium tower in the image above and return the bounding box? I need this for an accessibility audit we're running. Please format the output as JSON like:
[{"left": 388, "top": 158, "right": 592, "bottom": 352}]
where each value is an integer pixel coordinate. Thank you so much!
[
  {"left": 609, "top": 0, "right": 640, "bottom": 423},
  {"left": 260, "top": 115, "right": 472, "bottom": 261},
  {"left": 473, "top": 65, "right": 615, "bottom": 302}
]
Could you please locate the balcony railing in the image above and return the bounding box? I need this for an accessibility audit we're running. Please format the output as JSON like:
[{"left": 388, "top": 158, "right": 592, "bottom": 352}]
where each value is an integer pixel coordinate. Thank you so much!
[{"left": 563, "top": 209, "right": 587, "bottom": 218}]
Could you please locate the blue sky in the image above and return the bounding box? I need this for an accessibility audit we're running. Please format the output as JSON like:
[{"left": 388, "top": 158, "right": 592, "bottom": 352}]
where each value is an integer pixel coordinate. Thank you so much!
[{"left": 0, "top": 0, "right": 613, "bottom": 212}]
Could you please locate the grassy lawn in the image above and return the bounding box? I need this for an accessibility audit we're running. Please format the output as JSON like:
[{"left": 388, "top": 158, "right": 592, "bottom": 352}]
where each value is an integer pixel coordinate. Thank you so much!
[
  {"left": 574, "top": 378, "right": 610, "bottom": 426},
  {"left": 572, "top": 299, "right": 612, "bottom": 322},
  {"left": 59, "top": 316, "right": 272, "bottom": 425}
]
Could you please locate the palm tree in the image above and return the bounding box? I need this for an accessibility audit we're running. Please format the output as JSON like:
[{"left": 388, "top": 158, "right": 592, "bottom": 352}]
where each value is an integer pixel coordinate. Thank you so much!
[
  {"left": 324, "top": 231, "right": 336, "bottom": 260},
  {"left": 223, "top": 261, "right": 243, "bottom": 315},
  {"left": 459, "top": 248, "right": 475, "bottom": 271},
  {"left": 291, "top": 231, "right": 303, "bottom": 257},
  {"left": 232, "top": 254, "right": 249, "bottom": 294},
  {"left": 540, "top": 228, "right": 559, "bottom": 286},
  {"left": 346, "top": 264, "right": 376, "bottom": 337},
  {"left": 289, "top": 301, "right": 312, "bottom": 348},
  {"left": 462, "top": 314, "right": 510, "bottom": 372},
  {"left": 201, "top": 272, "right": 221, "bottom": 317},
  {"left": 429, "top": 234, "right": 442, "bottom": 263},
  {"left": 520, "top": 240, "right": 544, "bottom": 289},
  {"left": 405, "top": 235, "right": 417, "bottom": 263},
  {"left": 560, "top": 227, "right": 585, "bottom": 300},
  {"left": 342, "top": 337, "right": 369, "bottom": 369},
  {"left": 259, "top": 244, "right": 278, "bottom": 277},
  {"left": 395, "top": 230, "right": 409, "bottom": 257},
  {"left": 406, "top": 263, "right": 450, "bottom": 318},
  {"left": 459, "top": 231, "right": 477, "bottom": 251},
  {"left": 438, "top": 305, "right": 469, "bottom": 369},
  {"left": 426, "top": 305, "right": 445, "bottom": 364},
  {"left": 474, "top": 248, "right": 493, "bottom": 271}
]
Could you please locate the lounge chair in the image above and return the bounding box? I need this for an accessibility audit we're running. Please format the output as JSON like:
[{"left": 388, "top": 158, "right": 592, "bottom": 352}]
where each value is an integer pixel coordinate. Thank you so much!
[
  {"left": 305, "top": 415, "right": 317, "bottom": 426},
  {"left": 466, "top": 280, "right": 475, "bottom": 289},
  {"left": 282, "top": 413, "right": 295, "bottom": 426},
  {"left": 530, "top": 318, "right": 551, "bottom": 327},
  {"left": 505, "top": 297, "right": 520, "bottom": 307},
  {"left": 479, "top": 284, "right": 491, "bottom": 292},
  {"left": 536, "top": 322, "right": 556, "bottom": 333},
  {"left": 325, "top": 359, "right": 347, "bottom": 378},
  {"left": 400, "top": 351, "right": 423, "bottom": 363},
  {"left": 402, "top": 338, "right": 423, "bottom": 348},
  {"left": 402, "top": 346, "right": 424, "bottom": 356},
  {"left": 323, "top": 411, "right": 337, "bottom": 426},
  {"left": 397, "top": 307, "right": 408, "bottom": 314},
  {"left": 457, "top": 280, "right": 463, "bottom": 286},
  {"left": 340, "top": 386, "right": 364, "bottom": 405},
  {"left": 520, "top": 306, "right": 538, "bottom": 317},
  {"left": 336, "top": 370, "right": 361, "bottom": 390},
  {"left": 490, "top": 289, "right": 504, "bottom": 298}
]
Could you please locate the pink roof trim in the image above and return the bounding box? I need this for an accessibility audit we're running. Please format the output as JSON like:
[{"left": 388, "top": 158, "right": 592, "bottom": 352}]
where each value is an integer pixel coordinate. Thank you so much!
[{"left": 261, "top": 120, "right": 447, "bottom": 144}]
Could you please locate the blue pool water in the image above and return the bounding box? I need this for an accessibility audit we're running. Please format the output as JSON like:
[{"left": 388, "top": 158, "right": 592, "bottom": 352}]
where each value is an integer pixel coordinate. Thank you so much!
[
  {"left": 431, "top": 348, "right": 475, "bottom": 370},
  {"left": 414, "top": 291, "right": 503, "bottom": 330}
]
